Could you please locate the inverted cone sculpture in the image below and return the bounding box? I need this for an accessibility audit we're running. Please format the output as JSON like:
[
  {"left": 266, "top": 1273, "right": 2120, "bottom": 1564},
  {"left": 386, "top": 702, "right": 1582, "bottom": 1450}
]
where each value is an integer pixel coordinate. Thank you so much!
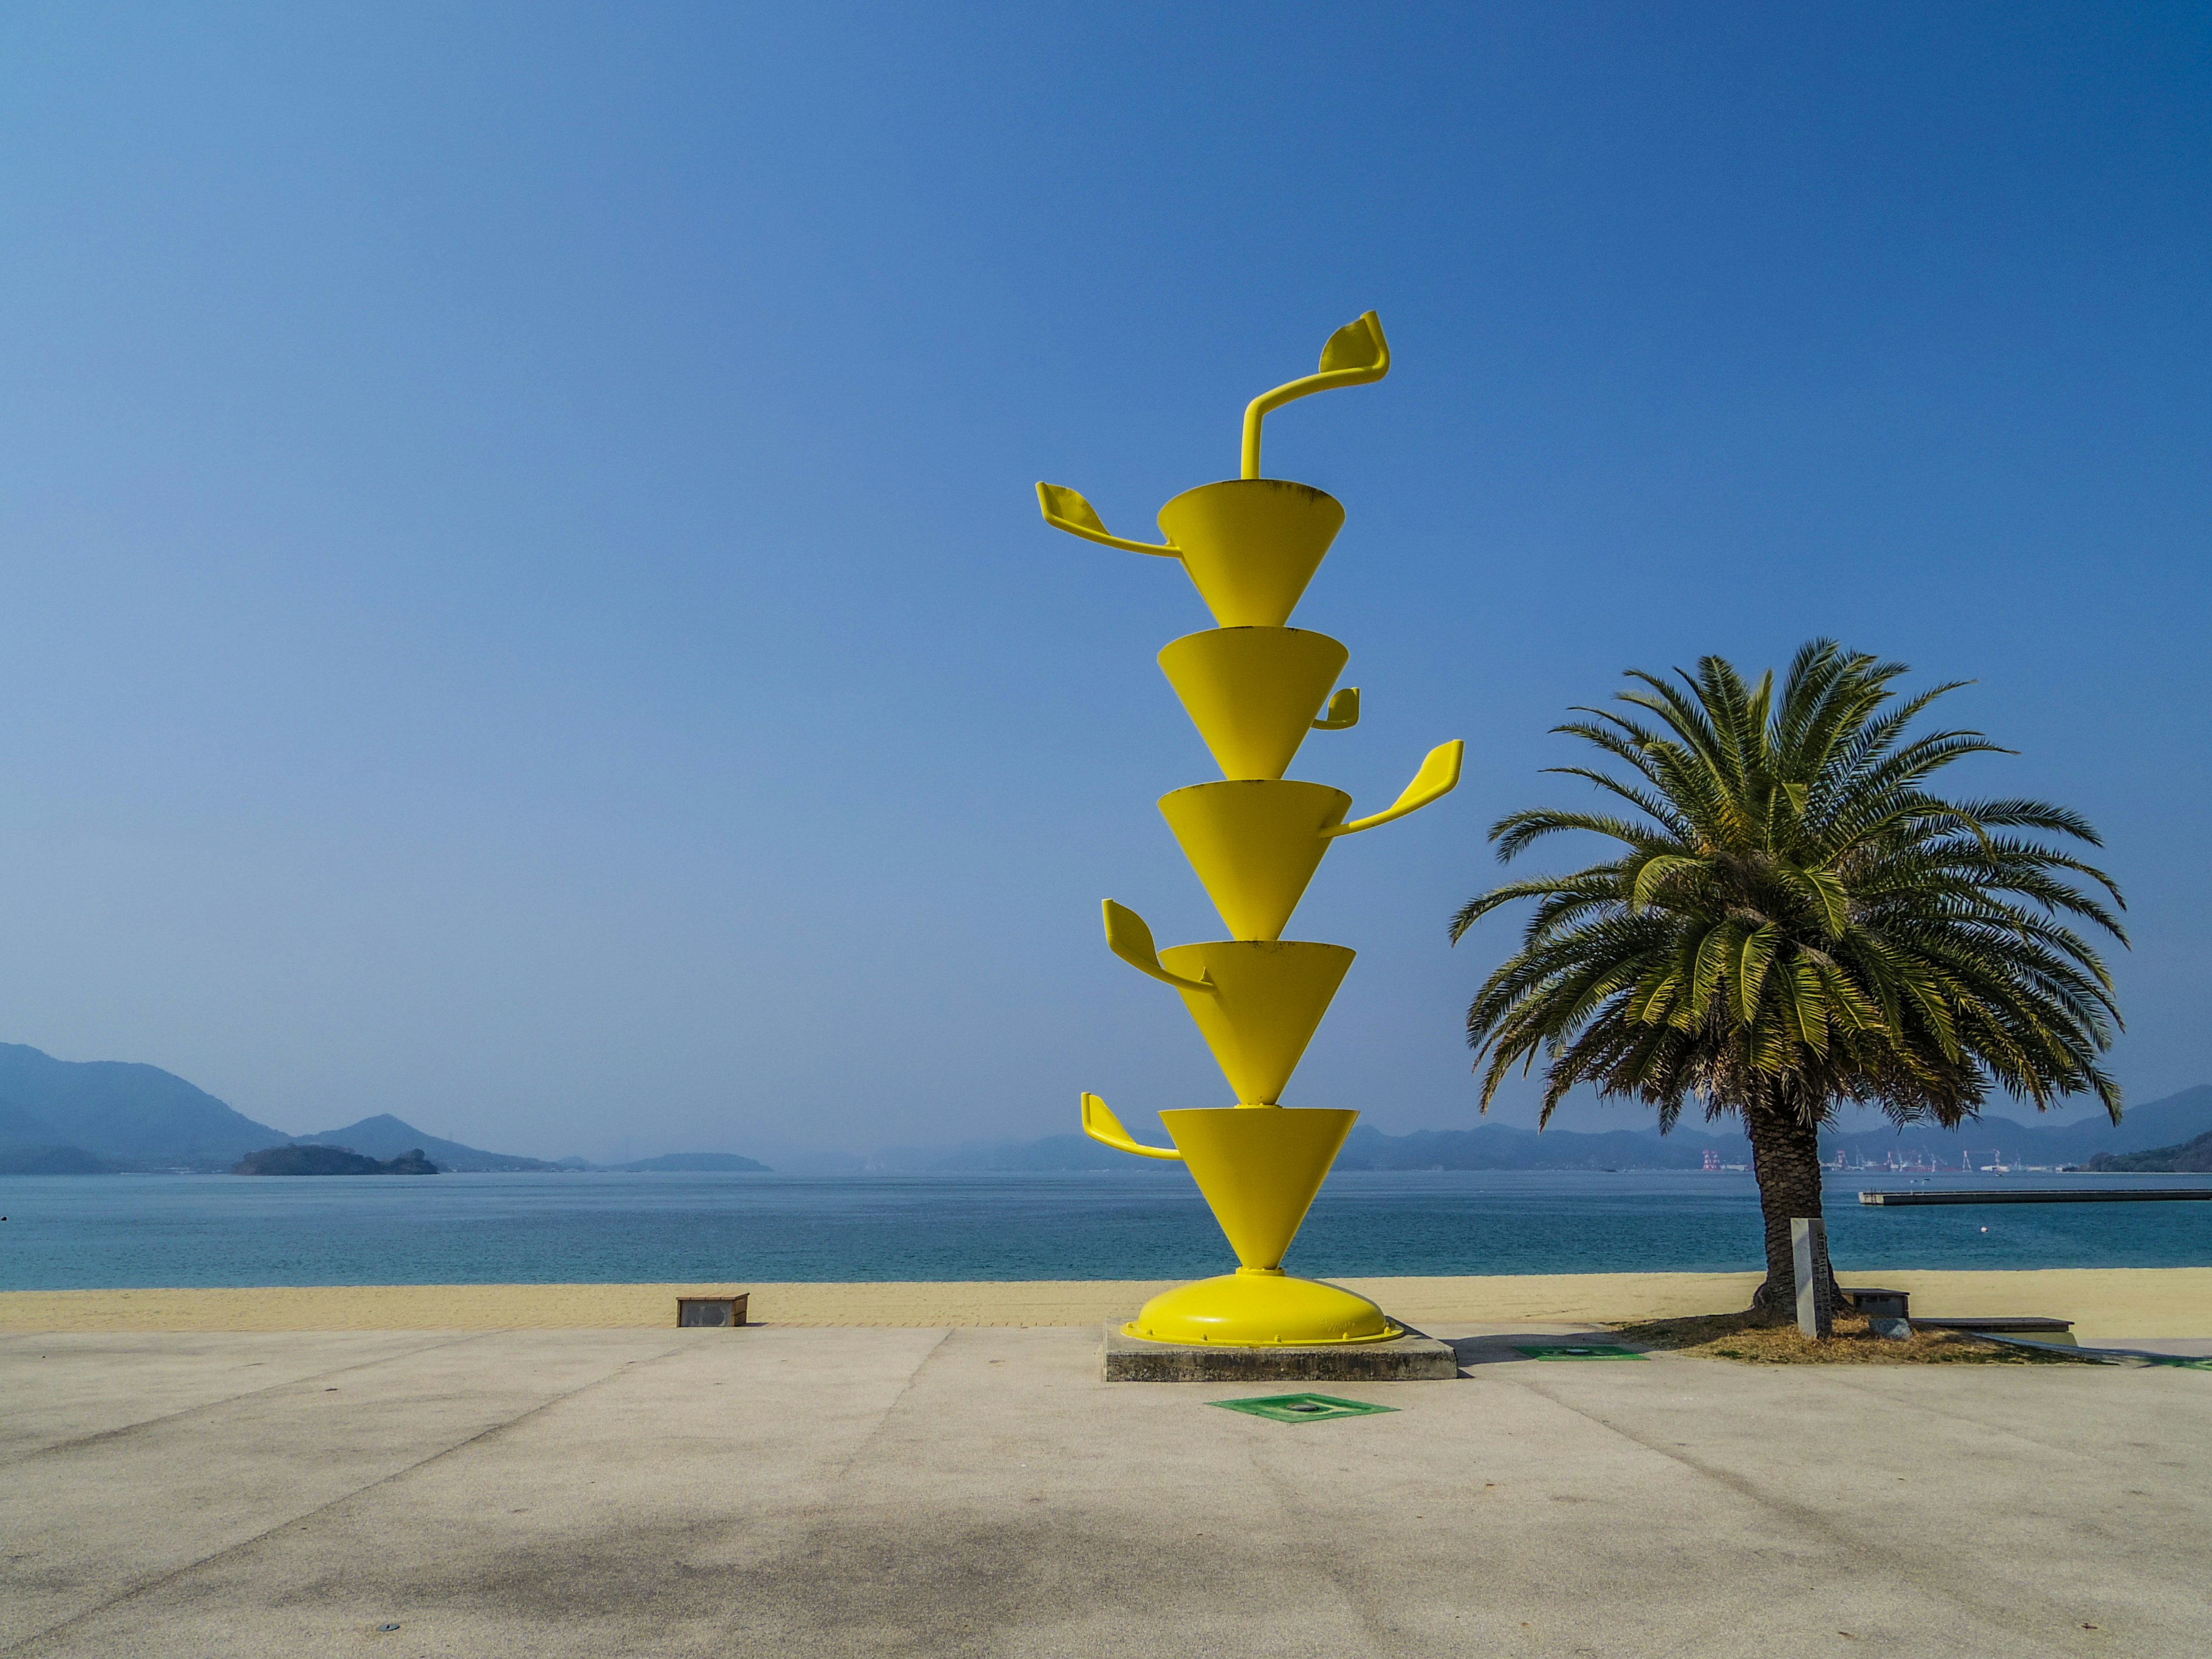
[
  {"left": 1124, "top": 1106, "right": 1396, "bottom": 1347},
  {"left": 1158, "top": 626, "right": 1349, "bottom": 781},
  {"left": 1156, "top": 480, "right": 1344, "bottom": 628},
  {"left": 1162, "top": 1106, "right": 1355, "bottom": 1268},
  {"left": 1043, "top": 310, "right": 1461, "bottom": 1352},
  {"left": 1156, "top": 940, "right": 1354, "bottom": 1104},
  {"left": 1159, "top": 780, "right": 1349, "bottom": 941}
]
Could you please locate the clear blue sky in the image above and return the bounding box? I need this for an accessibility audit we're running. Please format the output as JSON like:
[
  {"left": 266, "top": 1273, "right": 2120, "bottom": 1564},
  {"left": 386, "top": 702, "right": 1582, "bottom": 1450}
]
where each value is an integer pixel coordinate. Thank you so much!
[{"left": 2, "top": 5, "right": 2205, "bottom": 1161}]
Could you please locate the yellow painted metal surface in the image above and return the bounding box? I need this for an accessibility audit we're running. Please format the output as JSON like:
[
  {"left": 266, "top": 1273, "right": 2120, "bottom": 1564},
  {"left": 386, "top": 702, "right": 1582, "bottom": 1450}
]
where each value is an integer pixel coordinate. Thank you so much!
[
  {"left": 1079, "top": 1092, "right": 1185, "bottom": 1161},
  {"left": 1124, "top": 1271, "right": 1400, "bottom": 1346},
  {"left": 1048, "top": 310, "right": 1461, "bottom": 1347},
  {"left": 1324, "top": 739, "right": 1465, "bottom": 838},
  {"left": 1033, "top": 483, "right": 1180, "bottom": 558},
  {"left": 1158, "top": 779, "right": 1350, "bottom": 942},
  {"left": 1101, "top": 899, "right": 1213, "bottom": 993},
  {"left": 1312, "top": 685, "right": 1361, "bottom": 730},
  {"left": 1156, "top": 940, "right": 1354, "bottom": 1104},
  {"left": 1154, "top": 479, "right": 1344, "bottom": 628},
  {"left": 1240, "top": 310, "right": 1391, "bottom": 480},
  {"left": 1158, "top": 626, "right": 1349, "bottom": 781},
  {"left": 1162, "top": 1107, "right": 1358, "bottom": 1269}
]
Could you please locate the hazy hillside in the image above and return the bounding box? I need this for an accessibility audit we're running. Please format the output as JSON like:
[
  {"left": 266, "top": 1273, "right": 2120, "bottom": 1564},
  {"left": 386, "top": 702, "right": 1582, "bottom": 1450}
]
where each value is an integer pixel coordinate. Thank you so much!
[
  {"left": 614, "top": 1153, "right": 771, "bottom": 1172},
  {"left": 3, "top": 1033, "right": 2198, "bottom": 1178},
  {"left": 236, "top": 1144, "right": 440, "bottom": 1176},
  {"left": 0, "top": 1099, "right": 62, "bottom": 1144},
  {"left": 295, "top": 1115, "right": 559, "bottom": 1172},
  {"left": 1338, "top": 1086, "right": 2212, "bottom": 1171},
  {"left": 2090, "top": 1129, "right": 2212, "bottom": 1173},
  {"left": 1336, "top": 1122, "right": 1737, "bottom": 1171},
  {"left": 0, "top": 1048, "right": 560, "bottom": 1173},
  {"left": 0, "top": 1043, "right": 289, "bottom": 1169},
  {"left": 895, "top": 1085, "right": 2212, "bottom": 1173},
  {"left": 0, "top": 1145, "right": 114, "bottom": 1175}
]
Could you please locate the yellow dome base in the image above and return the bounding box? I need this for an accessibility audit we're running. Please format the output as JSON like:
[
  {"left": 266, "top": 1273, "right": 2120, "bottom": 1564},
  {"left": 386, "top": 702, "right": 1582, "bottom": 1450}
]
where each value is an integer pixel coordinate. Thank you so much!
[{"left": 1122, "top": 1271, "right": 1402, "bottom": 1347}]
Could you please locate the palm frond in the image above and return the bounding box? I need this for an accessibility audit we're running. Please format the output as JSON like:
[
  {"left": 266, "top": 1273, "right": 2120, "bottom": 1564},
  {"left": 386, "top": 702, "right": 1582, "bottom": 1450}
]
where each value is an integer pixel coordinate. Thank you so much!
[{"left": 1454, "top": 640, "right": 2125, "bottom": 1147}]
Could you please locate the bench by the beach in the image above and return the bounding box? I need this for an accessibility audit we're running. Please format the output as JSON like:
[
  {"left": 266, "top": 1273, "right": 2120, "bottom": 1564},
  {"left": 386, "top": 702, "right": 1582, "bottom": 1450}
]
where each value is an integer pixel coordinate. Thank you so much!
[
  {"left": 676, "top": 1293, "right": 749, "bottom": 1328},
  {"left": 1837, "top": 1289, "right": 2078, "bottom": 1347}
]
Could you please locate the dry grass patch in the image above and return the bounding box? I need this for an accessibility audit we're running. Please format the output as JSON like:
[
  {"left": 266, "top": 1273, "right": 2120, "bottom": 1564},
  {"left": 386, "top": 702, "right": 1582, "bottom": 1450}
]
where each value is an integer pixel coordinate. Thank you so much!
[{"left": 1611, "top": 1310, "right": 2077, "bottom": 1365}]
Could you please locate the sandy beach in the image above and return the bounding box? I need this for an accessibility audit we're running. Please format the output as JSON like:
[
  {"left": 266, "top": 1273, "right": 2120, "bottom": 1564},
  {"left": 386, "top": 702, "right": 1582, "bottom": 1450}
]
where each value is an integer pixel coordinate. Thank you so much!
[{"left": 4, "top": 1266, "right": 2207, "bottom": 1339}]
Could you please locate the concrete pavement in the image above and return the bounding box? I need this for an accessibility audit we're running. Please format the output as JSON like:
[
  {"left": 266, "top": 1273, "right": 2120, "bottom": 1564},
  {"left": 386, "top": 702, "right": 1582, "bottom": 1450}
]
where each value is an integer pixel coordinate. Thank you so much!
[{"left": 3, "top": 1324, "right": 2206, "bottom": 1657}]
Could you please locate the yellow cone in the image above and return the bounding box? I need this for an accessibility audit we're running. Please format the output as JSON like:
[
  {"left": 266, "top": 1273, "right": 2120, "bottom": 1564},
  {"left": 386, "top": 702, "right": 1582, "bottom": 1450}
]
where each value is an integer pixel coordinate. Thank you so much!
[
  {"left": 1158, "top": 780, "right": 1349, "bottom": 941},
  {"left": 1157, "top": 627, "right": 1349, "bottom": 781},
  {"left": 1156, "top": 940, "right": 1354, "bottom": 1103},
  {"left": 1155, "top": 479, "right": 1343, "bottom": 628},
  {"left": 1160, "top": 1106, "right": 1356, "bottom": 1270}
]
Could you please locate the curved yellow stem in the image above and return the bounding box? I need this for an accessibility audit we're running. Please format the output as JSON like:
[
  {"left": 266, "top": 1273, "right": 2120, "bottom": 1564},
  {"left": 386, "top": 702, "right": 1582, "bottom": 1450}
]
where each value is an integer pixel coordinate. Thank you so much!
[
  {"left": 1080, "top": 1092, "right": 1185, "bottom": 1161},
  {"left": 1036, "top": 483, "right": 1181, "bottom": 558},
  {"left": 1323, "top": 739, "right": 1464, "bottom": 838},
  {"left": 1240, "top": 311, "right": 1391, "bottom": 480}
]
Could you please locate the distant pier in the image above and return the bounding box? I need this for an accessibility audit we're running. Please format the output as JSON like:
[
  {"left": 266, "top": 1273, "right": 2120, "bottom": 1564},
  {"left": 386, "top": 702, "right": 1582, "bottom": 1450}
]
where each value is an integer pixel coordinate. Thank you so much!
[{"left": 1858, "top": 1188, "right": 2212, "bottom": 1206}]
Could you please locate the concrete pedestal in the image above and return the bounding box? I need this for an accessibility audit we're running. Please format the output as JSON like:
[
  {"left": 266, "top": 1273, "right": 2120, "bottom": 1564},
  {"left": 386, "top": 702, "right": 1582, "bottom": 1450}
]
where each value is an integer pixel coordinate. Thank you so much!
[{"left": 1101, "top": 1321, "right": 1459, "bottom": 1382}]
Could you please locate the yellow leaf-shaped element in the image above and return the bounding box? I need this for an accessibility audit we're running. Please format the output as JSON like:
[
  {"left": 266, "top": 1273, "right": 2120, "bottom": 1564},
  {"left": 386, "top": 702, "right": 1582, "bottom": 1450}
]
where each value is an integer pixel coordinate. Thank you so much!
[
  {"left": 1035, "top": 483, "right": 1181, "bottom": 558},
  {"left": 1078, "top": 1092, "right": 1185, "bottom": 1161},
  {"left": 1101, "top": 899, "right": 1214, "bottom": 993},
  {"left": 1323, "top": 739, "right": 1463, "bottom": 838},
  {"left": 1319, "top": 313, "right": 1388, "bottom": 376}
]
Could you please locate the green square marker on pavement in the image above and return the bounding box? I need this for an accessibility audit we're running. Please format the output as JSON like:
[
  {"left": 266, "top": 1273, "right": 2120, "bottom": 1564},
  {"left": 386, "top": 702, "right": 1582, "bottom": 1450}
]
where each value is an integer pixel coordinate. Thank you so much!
[
  {"left": 1513, "top": 1344, "right": 1647, "bottom": 1361},
  {"left": 1210, "top": 1393, "right": 1399, "bottom": 1424}
]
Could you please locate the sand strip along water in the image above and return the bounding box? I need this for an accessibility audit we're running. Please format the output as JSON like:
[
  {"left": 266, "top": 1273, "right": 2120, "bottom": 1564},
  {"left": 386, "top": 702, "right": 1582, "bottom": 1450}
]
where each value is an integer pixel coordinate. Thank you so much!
[{"left": 2, "top": 1268, "right": 2208, "bottom": 1339}]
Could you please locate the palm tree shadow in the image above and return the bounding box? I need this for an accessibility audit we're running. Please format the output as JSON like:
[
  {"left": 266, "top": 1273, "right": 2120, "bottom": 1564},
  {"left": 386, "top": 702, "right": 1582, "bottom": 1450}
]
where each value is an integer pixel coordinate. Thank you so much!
[{"left": 1446, "top": 1332, "right": 1650, "bottom": 1367}]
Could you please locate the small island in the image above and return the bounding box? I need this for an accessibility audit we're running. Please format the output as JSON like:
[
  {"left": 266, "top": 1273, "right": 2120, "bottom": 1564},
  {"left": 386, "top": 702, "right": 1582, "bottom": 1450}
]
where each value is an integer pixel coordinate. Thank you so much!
[{"left": 234, "top": 1145, "right": 440, "bottom": 1176}]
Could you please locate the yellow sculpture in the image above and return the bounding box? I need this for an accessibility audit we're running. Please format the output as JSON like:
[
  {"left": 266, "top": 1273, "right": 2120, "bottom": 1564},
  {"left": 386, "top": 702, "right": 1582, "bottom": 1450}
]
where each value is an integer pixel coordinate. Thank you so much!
[{"left": 1039, "top": 312, "right": 1464, "bottom": 1347}]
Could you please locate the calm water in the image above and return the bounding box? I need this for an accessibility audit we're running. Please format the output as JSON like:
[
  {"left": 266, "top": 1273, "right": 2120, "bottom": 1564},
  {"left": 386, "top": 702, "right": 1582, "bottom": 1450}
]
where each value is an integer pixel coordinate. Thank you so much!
[{"left": 2, "top": 1169, "right": 2208, "bottom": 1289}]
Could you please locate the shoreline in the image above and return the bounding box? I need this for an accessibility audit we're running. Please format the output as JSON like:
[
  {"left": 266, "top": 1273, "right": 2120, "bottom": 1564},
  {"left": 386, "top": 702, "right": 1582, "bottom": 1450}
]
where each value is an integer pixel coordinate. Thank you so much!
[{"left": 5, "top": 1266, "right": 2208, "bottom": 1338}]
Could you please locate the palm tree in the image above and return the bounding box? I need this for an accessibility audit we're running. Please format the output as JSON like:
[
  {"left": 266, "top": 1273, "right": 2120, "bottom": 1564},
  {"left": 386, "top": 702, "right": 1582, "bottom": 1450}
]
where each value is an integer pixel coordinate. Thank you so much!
[{"left": 1450, "top": 641, "right": 2124, "bottom": 1325}]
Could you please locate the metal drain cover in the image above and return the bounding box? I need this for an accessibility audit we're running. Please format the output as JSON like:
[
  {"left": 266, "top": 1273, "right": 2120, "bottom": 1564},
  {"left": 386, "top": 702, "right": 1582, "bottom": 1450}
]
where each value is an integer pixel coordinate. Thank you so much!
[
  {"left": 1210, "top": 1392, "right": 1399, "bottom": 1424},
  {"left": 1512, "top": 1344, "right": 1646, "bottom": 1361}
]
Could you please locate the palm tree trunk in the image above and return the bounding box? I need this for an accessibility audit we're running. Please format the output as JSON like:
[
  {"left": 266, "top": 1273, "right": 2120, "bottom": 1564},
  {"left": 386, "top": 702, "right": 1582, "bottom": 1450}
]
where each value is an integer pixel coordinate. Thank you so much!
[{"left": 1741, "top": 1094, "right": 1836, "bottom": 1332}]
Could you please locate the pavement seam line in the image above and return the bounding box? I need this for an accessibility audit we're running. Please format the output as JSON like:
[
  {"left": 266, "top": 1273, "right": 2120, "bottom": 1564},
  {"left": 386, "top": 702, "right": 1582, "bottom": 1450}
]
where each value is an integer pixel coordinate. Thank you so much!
[
  {"left": 1808, "top": 1363, "right": 2212, "bottom": 1451},
  {"left": 0, "top": 1330, "right": 508, "bottom": 1467},
  {"left": 1500, "top": 1366, "right": 2114, "bottom": 1644},
  {"left": 824, "top": 1326, "right": 955, "bottom": 1486},
  {"left": 1236, "top": 1411, "right": 1411, "bottom": 1656},
  {"left": 0, "top": 1333, "right": 694, "bottom": 1656},
  {"left": 680, "top": 1327, "right": 956, "bottom": 1647}
]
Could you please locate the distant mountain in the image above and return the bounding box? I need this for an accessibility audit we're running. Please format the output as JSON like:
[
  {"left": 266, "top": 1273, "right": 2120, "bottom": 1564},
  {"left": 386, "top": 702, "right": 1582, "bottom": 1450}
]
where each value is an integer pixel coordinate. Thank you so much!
[
  {"left": 880, "top": 1134, "right": 1180, "bottom": 1173},
  {"left": 2089, "top": 1130, "right": 2212, "bottom": 1174},
  {"left": 0, "top": 1145, "right": 115, "bottom": 1175},
  {"left": 236, "top": 1143, "right": 438, "bottom": 1176},
  {"left": 0, "top": 1043, "right": 288, "bottom": 1169},
  {"left": 294, "top": 1115, "right": 558, "bottom": 1172},
  {"left": 0, "top": 1099, "right": 62, "bottom": 1145},
  {"left": 1854, "top": 1085, "right": 2212, "bottom": 1164},
  {"left": 1336, "top": 1121, "right": 1738, "bottom": 1171},
  {"left": 1334, "top": 1085, "right": 2212, "bottom": 1171},
  {"left": 615, "top": 1153, "right": 771, "bottom": 1172},
  {"left": 853, "top": 1086, "right": 2212, "bottom": 1175}
]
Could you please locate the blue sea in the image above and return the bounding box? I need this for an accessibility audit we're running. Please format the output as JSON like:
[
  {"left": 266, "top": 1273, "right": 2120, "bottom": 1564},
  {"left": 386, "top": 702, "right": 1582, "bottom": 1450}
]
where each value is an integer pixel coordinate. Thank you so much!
[{"left": 2, "top": 1169, "right": 2208, "bottom": 1290}]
